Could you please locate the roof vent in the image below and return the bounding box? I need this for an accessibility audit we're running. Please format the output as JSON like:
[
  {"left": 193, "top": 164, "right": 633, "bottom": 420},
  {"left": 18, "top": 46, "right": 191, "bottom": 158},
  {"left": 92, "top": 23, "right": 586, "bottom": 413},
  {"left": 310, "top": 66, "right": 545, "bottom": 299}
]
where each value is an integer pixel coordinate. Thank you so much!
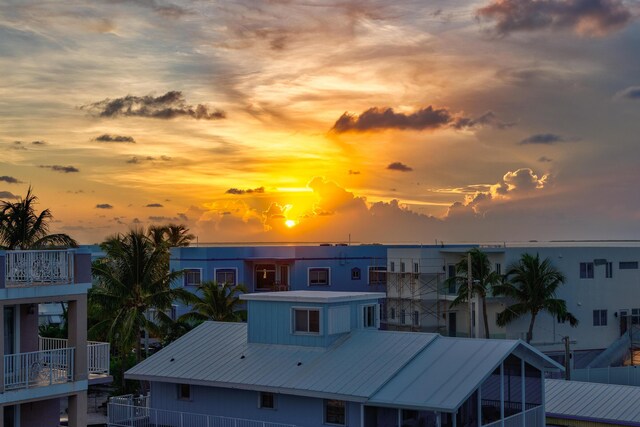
[{"left": 297, "top": 362, "right": 302, "bottom": 366}]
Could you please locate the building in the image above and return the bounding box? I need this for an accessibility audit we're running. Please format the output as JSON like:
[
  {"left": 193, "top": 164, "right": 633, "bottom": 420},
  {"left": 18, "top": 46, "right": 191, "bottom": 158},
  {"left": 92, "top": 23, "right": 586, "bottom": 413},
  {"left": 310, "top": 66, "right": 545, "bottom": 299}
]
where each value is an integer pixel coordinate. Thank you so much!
[
  {"left": 115, "top": 290, "right": 561, "bottom": 427},
  {"left": 0, "top": 249, "right": 110, "bottom": 427}
]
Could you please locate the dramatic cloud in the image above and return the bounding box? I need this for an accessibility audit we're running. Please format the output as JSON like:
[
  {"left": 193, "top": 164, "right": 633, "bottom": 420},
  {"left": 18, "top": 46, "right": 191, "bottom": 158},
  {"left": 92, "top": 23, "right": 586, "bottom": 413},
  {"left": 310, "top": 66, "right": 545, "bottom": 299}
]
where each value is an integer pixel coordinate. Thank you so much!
[
  {"left": 478, "top": 0, "right": 633, "bottom": 36},
  {"left": 31, "top": 140, "right": 46, "bottom": 145},
  {"left": 0, "top": 191, "right": 19, "bottom": 199},
  {"left": 0, "top": 176, "right": 21, "bottom": 184},
  {"left": 617, "top": 86, "right": 640, "bottom": 100},
  {"left": 387, "top": 162, "right": 413, "bottom": 172},
  {"left": 94, "top": 134, "right": 136, "bottom": 143},
  {"left": 40, "top": 165, "right": 80, "bottom": 173},
  {"left": 145, "top": 203, "right": 164, "bottom": 207},
  {"left": 226, "top": 187, "right": 265, "bottom": 195},
  {"left": 82, "top": 91, "right": 225, "bottom": 120},
  {"left": 96, "top": 204, "right": 113, "bottom": 209},
  {"left": 520, "top": 133, "right": 568, "bottom": 144}
]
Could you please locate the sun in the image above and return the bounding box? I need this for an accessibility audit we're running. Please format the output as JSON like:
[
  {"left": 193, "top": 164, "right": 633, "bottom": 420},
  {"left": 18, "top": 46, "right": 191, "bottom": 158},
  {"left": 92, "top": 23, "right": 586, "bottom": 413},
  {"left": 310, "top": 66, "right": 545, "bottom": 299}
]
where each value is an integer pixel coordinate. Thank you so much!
[{"left": 285, "top": 219, "right": 297, "bottom": 228}]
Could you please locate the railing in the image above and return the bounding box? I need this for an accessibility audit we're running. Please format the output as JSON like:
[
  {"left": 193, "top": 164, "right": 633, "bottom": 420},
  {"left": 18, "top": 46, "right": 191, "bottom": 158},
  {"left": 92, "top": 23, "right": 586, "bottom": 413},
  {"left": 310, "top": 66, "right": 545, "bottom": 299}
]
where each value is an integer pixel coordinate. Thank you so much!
[
  {"left": 4, "top": 347, "right": 74, "bottom": 390},
  {"left": 4, "top": 250, "right": 74, "bottom": 286},
  {"left": 482, "top": 405, "right": 544, "bottom": 427},
  {"left": 572, "top": 365, "right": 640, "bottom": 386},
  {"left": 39, "top": 336, "right": 110, "bottom": 375},
  {"left": 108, "top": 397, "right": 298, "bottom": 427}
]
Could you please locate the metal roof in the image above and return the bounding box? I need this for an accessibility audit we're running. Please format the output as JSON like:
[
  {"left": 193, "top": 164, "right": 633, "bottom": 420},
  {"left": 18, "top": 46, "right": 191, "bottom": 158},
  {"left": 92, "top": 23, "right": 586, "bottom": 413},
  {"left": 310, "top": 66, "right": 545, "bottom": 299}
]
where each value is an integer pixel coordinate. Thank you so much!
[
  {"left": 240, "top": 290, "right": 386, "bottom": 303},
  {"left": 546, "top": 379, "right": 640, "bottom": 426},
  {"left": 127, "top": 322, "right": 435, "bottom": 401}
]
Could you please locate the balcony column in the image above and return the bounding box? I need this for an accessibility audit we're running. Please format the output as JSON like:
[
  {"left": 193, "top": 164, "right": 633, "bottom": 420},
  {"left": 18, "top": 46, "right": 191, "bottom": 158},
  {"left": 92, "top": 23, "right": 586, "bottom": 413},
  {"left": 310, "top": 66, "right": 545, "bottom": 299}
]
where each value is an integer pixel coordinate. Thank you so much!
[
  {"left": 0, "top": 303, "right": 4, "bottom": 393},
  {"left": 67, "top": 297, "right": 88, "bottom": 381},
  {"left": 68, "top": 392, "right": 87, "bottom": 427}
]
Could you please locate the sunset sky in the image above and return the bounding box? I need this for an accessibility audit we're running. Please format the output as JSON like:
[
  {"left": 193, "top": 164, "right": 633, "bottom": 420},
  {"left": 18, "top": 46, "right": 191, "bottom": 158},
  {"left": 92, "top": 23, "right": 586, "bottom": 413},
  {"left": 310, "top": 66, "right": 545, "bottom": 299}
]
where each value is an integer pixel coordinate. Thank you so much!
[{"left": 1, "top": 0, "right": 640, "bottom": 244}]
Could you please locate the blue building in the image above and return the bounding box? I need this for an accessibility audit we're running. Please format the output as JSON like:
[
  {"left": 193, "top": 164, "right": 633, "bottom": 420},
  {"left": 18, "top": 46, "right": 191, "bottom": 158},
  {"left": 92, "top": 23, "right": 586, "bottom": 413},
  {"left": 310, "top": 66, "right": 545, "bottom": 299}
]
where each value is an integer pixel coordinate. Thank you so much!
[{"left": 115, "top": 290, "right": 561, "bottom": 427}]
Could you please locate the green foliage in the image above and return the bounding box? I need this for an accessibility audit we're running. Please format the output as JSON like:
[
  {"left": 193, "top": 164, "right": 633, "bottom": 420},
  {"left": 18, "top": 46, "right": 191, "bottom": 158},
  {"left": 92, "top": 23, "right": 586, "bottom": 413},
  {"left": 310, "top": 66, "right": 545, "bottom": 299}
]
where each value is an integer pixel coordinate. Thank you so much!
[
  {"left": 494, "top": 252, "right": 577, "bottom": 343},
  {"left": 179, "top": 281, "right": 248, "bottom": 325},
  {"left": 0, "top": 187, "right": 77, "bottom": 249}
]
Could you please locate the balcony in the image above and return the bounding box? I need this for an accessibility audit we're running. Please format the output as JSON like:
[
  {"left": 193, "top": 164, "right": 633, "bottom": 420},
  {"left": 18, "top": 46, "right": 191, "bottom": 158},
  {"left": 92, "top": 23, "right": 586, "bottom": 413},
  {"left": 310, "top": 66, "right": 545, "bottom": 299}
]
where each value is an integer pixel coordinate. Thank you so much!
[
  {"left": 108, "top": 395, "right": 298, "bottom": 427},
  {"left": 3, "top": 347, "right": 74, "bottom": 391},
  {"left": 1, "top": 249, "right": 92, "bottom": 289},
  {"left": 39, "top": 337, "right": 110, "bottom": 377}
]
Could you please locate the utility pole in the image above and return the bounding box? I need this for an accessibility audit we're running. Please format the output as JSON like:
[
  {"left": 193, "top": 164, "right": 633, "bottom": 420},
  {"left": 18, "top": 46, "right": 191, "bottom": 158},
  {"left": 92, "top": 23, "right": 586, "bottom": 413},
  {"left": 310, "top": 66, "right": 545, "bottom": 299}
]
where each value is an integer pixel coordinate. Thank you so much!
[
  {"left": 563, "top": 336, "right": 571, "bottom": 380},
  {"left": 468, "top": 252, "right": 473, "bottom": 338}
]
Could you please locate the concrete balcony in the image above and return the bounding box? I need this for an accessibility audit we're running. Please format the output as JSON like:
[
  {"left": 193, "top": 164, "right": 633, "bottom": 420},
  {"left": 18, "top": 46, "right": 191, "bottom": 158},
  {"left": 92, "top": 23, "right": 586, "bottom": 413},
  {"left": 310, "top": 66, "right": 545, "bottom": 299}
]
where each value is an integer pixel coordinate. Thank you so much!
[
  {"left": 108, "top": 395, "right": 298, "bottom": 427},
  {"left": 3, "top": 347, "right": 74, "bottom": 391},
  {"left": 39, "top": 337, "right": 110, "bottom": 378}
]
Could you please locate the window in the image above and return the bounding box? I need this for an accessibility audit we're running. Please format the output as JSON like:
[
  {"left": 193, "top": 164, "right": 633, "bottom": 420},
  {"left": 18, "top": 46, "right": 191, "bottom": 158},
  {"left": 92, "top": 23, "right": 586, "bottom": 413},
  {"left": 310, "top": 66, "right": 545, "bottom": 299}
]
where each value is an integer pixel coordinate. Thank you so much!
[
  {"left": 368, "top": 266, "right": 387, "bottom": 285},
  {"left": 606, "top": 262, "right": 613, "bottom": 278},
  {"left": 177, "top": 383, "right": 191, "bottom": 400},
  {"left": 184, "top": 269, "right": 201, "bottom": 286},
  {"left": 620, "top": 261, "right": 639, "bottom": 270},
  {"left": 400, "top": 309, "right": 406, "bottom": 325},
  {"left": 495, "top": 263, "right": 501, "bottom": 275},
  {"left": 413, "top": 262, "right": 419, "bottom": 274},
  {"left": 362, "top": 304, "right": 377, "bottom": 328},
  {"left": 390, "top": 307, "right": 396, "bottom": 320},
  {"left": 413, "top": 310, "right": 419, "bottom": 327},
  {"left": 351, "top": 268, "right": 361, "bottom": 280},
  {"left": 293, "top": 308, "right": 320, "bottom": 334},
  {"left": 215, "top": 268, "right": 236, "bottom": 285},
  {"left": 632, "top": 308, "right": 640, "bottom": 325},
  {"left": 308, "top": 268, "right": 330, "bottom": 286},
  {"left": 256, "top": 264, "right": 276, "bottom": 290},
  {"left": 593, "top": 309, "right": 607, "bottom": 326},
  {"left": 447, "top": 265, "right": 456, "bottom": 278},
  {"left": 400, "top": 262, "right": 406, "bottom": 273},
  {"left": 390, "top": 261, "right": 395, "bottom": 272},
  {"left": 325, "top": 400, "right": 346, "bottom": 425},
  {"left": 580, "top": 262, "right": 594, "bottom": 279},
  {"left": 259, "top": 392, "right": 276, "bottom": 409}
]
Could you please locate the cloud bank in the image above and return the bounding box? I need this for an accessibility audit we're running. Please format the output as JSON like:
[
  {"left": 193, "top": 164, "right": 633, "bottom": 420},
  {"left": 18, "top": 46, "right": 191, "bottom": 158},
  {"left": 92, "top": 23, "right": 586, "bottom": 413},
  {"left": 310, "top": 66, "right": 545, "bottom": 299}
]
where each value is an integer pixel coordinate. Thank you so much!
[{"left": 95, "top": 134, "right": 136, "bottom": 143}]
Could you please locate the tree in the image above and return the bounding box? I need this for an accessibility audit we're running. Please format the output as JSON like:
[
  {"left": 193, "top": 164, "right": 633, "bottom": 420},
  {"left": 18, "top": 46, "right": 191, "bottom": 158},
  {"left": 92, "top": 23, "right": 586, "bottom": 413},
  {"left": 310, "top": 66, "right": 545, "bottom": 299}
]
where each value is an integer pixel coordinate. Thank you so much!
[
  {"left": 179, "top": 281, "right": 247, "bottom": 324},
  {"left": 89, "top": 228, "right": 190, "bottom": 390},
  {"left": 147, "top": 224, "right": 194, "bottom": 249},
  {"left": 495, "top": 253, "right": 578, "bottom": 344},
  {"left": 446, "top": 248, "right": 502, "bottom": 339},
  {"left": 0, "top": 187, "right": 77, "bottom": 249}
]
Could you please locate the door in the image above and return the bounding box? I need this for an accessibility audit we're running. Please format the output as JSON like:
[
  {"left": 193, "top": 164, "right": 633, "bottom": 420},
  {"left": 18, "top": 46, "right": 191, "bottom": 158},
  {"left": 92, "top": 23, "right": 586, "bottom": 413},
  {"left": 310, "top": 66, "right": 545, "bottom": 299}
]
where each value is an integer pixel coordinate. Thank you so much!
[{"left": 448, "top": 312, "right": 457, "bottom": 337}]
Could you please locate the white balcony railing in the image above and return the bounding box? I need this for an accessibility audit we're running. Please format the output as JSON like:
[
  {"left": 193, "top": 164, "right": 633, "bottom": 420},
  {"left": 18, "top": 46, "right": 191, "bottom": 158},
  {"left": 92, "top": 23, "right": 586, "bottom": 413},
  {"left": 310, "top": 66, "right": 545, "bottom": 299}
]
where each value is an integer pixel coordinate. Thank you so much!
[
  {"left": 108, "top": 396, "right": 298, "bottom": 427},
  {"left": 4, "top": 250, "right": 74, "bottom": 286},
  {"left": 39, "top": 336, "right": 110, "bottom": 375},
  {"left": 4, "top": 347, "right": 74, "bottom": 391},
  {"left": 482, "top": 405, "right": 544, "bottom": 427}
]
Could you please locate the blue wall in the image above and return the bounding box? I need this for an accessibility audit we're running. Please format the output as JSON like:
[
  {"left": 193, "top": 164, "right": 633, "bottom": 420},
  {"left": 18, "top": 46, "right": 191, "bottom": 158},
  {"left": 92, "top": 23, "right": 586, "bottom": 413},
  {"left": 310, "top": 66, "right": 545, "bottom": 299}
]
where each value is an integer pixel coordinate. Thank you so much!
[{"left": 151, "top": 381, "right": 362, "bottom": 427}]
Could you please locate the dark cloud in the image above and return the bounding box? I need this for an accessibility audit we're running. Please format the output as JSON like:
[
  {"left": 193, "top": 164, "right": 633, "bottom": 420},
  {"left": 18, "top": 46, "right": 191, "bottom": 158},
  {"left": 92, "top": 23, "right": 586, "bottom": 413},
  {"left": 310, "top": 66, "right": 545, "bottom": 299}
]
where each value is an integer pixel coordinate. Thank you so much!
[
  {"left": 31, "top": 140, "right": 46, "bottom": 145},
  {"left": 617, "top": 86, "right": 640, "bottom": 100},
  {"left": 145, "top": 203, "right": 164, "bottom": 207},
  {"left": 82, "top": 91, "right": 225, "bottom": 121},
  {"left": 40, "top": 165, "right": 80, "bottom": 173},
  {"left": 11, "top": 141, "right": 26, "bottom": 150},
  {"left": 94, "top": 134, "right": 136, "bottom": 143},
  {"left": 0, "top": 191, "right": 19, "bottom": 199},
  {"left": 520, "top": 133, "right": 567, "bottom": 144},
  {"left": 96, "top": 204, "right": 113, "bottom": 209},
  {"left": 126, "top": 155, "right": 172, "bottom": 164},
  {"left": 331, "top": 107, "right": 504, "bottom": 133},
  {"left": 348, "top": 170, "right": 361, "bottom": 175},
  {"left": 477, "top": 0, "right": 633, "bottom": 36},
  {"left": 387, "top": 162, "right": 413, "bottom": 172},
  {"left": 226, "top": 187, "right": 265, "bottom": 195},
  {"left": 538, "top": 156, "right": 553, "bottom": 162},
  {"left": 0, "top": 176, "right": 21, "bottom": 184},
  {"left": 148, "top": 215, "right": 180, "bottom": 222}
]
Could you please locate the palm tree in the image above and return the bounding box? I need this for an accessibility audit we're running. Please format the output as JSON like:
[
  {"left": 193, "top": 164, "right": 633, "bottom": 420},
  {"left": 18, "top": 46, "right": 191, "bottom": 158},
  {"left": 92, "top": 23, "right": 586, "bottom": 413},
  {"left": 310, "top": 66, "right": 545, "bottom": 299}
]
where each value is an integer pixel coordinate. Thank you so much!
[
  {"left": 446, "top": 248, "right": 502, "bottom": 339},
  {"left": 147, "top": 224, "right": 194, "bottom": 249},
  {"left": 179, "top": 281, "right": 247, "bottom": 324},
  {"left": 0, "top": 187, "right": 77, "bottom": 249},
  {"left": 89, "top": 228, "right": 189, "bottom": 388},
  {"left": 495, "top": 253, "right": 578, "bottom": 344}
]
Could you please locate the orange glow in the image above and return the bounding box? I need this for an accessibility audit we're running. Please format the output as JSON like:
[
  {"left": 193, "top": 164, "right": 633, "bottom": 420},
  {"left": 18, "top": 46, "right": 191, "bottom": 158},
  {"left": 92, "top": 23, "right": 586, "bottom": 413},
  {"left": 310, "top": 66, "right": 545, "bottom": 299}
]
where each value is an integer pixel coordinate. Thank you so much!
[{"left": 285, "top": 219, "right": 297, "bottom": 228}]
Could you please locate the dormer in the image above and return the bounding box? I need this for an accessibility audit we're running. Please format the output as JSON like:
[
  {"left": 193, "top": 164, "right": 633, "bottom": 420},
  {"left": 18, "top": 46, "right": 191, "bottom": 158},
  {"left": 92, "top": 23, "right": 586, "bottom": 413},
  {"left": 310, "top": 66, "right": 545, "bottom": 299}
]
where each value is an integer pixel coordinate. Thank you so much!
[{"left": 240, "top": 291, "right": 385, "bottom": 347}]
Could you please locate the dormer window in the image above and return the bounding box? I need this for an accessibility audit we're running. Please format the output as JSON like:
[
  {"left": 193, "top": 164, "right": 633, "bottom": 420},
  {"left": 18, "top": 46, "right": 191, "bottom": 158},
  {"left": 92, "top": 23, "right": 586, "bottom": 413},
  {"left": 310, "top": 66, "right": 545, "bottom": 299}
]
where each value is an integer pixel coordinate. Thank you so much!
[{"left": 293, "top": 308, "right": 320, "bottom": 334}]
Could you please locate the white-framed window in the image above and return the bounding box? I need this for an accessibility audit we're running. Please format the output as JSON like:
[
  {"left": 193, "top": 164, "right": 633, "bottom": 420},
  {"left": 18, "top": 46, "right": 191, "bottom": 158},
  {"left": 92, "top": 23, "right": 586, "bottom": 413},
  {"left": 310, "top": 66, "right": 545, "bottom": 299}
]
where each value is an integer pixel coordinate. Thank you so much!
[
  {"left": 293, "top": 308, "right": 321, "bottom": 334},
  {"left": 184, "top": 269, "right": 202, "bottom": 286},
  {"left": 215, "top": 268, "right": 237, "bottom": 286},
  {"left": 400, "top": 262, "right": 406, "bottom": 273},
  {"left": 593, "top": 309, "right": 607, "bottom": 326},
  {"left": 324, "top": 400, "right": 346, "bottom": 426},
  {"left": 390, "top": 261, "right": 395, "bottom": 272},
  {"left": 620, "top": 261, "right": 639, "bottom": 270},
  {"left": 368, "top": 266, "right": 387, "bottom": 285},
  {"left": 495, "top": 263, "right": 502, "bottom": 275},
  {"left": 580, "top": 262, "right": 594, "bottom": 279},
  {"left": 413, "top": 262, "right": 419, "bottom": 274},
  {"left": 413, "top": 310, "right": 420, "bottom": 327},
  {"left": 177, "top": 383, "right": 191, "bottom": 400},
  {"left": 390, "top": 307, "right": 396, "bottom": 320},
  {"left": 400, "top": 309, "right": 406, "bottom": 325},
  {"left": 606, "top": 262, "right": 613, "bottom": 278},
  {"left": 258, "top": 392, "right": 276, "bottom": 409},
  {"left": 361, "top": 304, "right": 379, "bottom": 328},
  {"left": 308, "top": 267, "right": 330, "bottom": 286},
  {"left": 632, "top": 308, "right": 640, "bottom": 325},
  {"left": 351, "top": 267, "right": 361, "bottom": 280}
]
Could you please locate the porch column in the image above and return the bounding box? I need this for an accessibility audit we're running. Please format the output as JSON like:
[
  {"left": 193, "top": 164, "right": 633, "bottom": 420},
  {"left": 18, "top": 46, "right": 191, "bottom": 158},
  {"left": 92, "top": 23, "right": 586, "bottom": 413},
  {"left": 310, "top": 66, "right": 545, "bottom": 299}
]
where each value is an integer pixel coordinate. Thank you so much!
[
  {"left": 0, "top": 303, "right": 4, "bottom": 393},
  {"left": 360, "top": 404, "right": 364, "bottom": 427},
  {"left": 68, "top": 297, "right": 88, "bottom": 381},
  {"left": 436, "top": 412, "right": 441, "bottom": 427},
  {"left": 68, "top": 391, "right": 87, "bottom": 427},
  {"left": 521, "top": 359, "right": 526, "bottom": 427},
  {"left": 500, "top": 362, "right": 504, "bottom": 427},
  {"left": 477, "top": 385, "right": 482, "bottom": 426},
  {"left": 398, "top": 408, "right": 402, "bottom": 426},
  {"left": 541, "top": 368, "right": 546, "bottom": 427}
]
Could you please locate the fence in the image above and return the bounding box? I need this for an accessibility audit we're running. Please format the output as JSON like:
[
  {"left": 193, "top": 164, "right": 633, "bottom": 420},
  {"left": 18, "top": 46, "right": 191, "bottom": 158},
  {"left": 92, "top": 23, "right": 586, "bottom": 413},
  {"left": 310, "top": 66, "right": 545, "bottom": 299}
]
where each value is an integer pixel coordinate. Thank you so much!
[
  {"left": 4, "top": 347, "right": 74, "bottom": 390},
  {"left": 4, "top": 250, "right": 74, "bottom": 286},
  {"left": 39, "top": 336, "right": 110, "bottom": 375},
  {"left": 572, "top": 365, "right": 640, "bottom": 386}
]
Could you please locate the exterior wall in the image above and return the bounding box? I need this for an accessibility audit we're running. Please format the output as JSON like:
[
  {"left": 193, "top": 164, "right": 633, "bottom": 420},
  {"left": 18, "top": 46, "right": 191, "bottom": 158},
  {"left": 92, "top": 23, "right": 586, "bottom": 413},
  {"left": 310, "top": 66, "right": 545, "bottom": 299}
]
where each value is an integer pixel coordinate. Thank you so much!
[
  {"left": 19, "top": 304, "right": 39, "bottom": 353},
  {"left": 151, "top": 382, "right": 362, "bottom": 427},
  {"left": 20, "top": 398, "right": 60, "bottom": 427}
]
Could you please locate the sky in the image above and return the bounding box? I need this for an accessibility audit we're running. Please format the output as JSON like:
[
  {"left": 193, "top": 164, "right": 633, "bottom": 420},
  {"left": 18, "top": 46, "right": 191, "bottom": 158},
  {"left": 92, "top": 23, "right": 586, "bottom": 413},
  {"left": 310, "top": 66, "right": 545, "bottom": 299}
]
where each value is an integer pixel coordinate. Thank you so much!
[{"left": 1, "top": 0, "right": 640, "bottom": 245}]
